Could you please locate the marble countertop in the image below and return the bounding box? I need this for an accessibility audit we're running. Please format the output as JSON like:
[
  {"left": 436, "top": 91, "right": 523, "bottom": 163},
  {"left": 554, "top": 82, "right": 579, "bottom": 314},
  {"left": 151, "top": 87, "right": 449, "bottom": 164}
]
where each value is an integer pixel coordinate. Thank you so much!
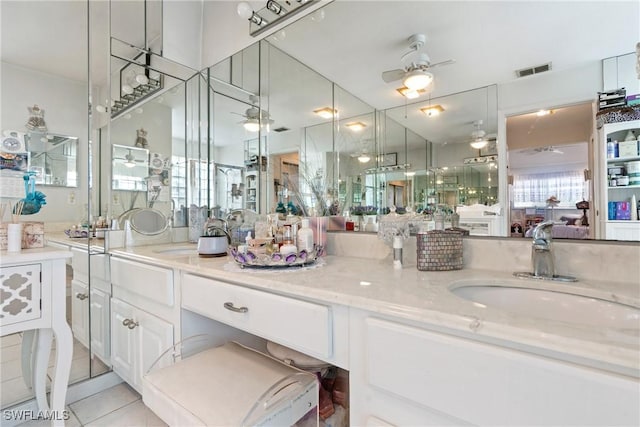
[
  {"left": 108, "top": 242, "right": 640, "bottom": 379},
  {"left": 1, "top": 246, "right": 72, "bottom": 263}
]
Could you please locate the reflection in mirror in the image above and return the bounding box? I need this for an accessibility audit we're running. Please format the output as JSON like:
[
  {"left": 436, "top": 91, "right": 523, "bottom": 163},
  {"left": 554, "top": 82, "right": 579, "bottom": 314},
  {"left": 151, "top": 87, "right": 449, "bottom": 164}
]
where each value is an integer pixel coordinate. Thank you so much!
[
  {"left": 112, "top": 144, "right": 149, "bottom": 191},
  {"left": 125, "top": 207, "right": 169, "bottom": 235},
  {"left": 28, "top": 133, "right": 78, "bottom": 187},
  {"left": 380, "top": 85, "right": 503, "bottom": 235},
  {"left": 507, "top": 102, "right": 593, "bottom": 240}
]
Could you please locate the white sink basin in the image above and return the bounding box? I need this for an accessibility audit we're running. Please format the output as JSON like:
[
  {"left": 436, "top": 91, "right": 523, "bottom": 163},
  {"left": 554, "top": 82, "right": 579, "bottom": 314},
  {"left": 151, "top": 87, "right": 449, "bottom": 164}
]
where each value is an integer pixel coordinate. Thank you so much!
[
  {"left": 153, "top": 246, "right": 197, "bottom": 255},
  {"left": 450, "top": 283, "right": 640, "bottom": 330}
]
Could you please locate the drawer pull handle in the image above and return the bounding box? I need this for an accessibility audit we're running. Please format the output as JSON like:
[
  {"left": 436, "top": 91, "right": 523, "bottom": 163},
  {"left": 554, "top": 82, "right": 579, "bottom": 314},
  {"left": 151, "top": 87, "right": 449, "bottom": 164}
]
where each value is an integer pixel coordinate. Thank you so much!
[
  {"left": 76, "top": 293, "right": 88, "bottom": 300},
  {"left": 224, "top": 302, "right": 248, "bottom": 313},
  {"left": 122, "top": 318, "right": 131, "bottom": 326}
]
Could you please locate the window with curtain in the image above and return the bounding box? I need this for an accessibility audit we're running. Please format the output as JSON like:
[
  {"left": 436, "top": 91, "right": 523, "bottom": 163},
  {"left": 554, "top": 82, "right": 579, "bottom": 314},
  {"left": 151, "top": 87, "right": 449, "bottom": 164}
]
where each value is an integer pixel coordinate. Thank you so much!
[{"left": 512, "top": 170, "right": 587, "bottom": 208}]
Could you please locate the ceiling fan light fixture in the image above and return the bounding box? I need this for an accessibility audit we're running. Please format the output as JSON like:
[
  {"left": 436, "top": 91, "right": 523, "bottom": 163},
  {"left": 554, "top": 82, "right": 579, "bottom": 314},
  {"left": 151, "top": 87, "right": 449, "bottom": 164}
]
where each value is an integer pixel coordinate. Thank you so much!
[
  {"left": 420, "top": 104, "right": 445, "bottom": 117},
  {"left": 357, "top": 154, "right": 371, "bottom": 163},
  {"left": 403, "top": 70, "right": 433, "bottom": 90},
  {"left": 243, "top": 118, "right": 260, "bottom": 132},
  {"left": 345, "top": 121, "right": 366, "bottom": 131},
  {"left": 314, "top": 107, "right": 337, "bottom": 119},
  {"left": 470, "top": 139, "right": 488, "bottom": 150}
]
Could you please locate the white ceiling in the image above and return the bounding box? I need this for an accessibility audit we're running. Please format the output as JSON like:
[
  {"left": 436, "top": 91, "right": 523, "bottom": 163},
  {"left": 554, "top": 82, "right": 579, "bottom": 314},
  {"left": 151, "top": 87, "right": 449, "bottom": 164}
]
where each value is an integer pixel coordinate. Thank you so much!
[{"left": 271, "top": 0, "right": 639, "bottom": 111}]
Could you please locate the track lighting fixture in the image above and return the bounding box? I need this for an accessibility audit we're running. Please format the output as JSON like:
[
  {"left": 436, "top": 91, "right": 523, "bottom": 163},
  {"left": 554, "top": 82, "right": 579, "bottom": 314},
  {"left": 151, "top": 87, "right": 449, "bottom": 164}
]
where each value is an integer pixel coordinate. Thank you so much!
[{"left": 237, "top": 0, "right": 318, "bottom": 37}]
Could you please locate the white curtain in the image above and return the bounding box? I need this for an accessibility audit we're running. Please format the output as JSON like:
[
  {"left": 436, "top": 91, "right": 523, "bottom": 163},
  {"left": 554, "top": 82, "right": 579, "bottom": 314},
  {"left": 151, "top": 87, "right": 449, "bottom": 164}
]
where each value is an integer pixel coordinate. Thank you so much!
[{"left": 513, "top": 170, "right": 587, "bottom": 207}]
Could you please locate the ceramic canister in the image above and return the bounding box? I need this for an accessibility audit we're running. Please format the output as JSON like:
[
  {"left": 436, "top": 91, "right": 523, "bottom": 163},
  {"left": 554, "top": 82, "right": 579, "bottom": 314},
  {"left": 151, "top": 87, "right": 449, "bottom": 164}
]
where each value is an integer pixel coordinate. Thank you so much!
[{"left": 626, "top": 161, "right": 640, "bottom": 185}]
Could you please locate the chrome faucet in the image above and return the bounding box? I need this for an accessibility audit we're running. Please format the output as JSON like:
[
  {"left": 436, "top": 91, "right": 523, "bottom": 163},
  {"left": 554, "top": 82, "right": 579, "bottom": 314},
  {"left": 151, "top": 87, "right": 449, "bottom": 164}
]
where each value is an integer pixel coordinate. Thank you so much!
[
  {"left": 531, "top": 220, "right": 555, "bottom": 278},
  {"left": 513, "top": 220, "right": 577, "bottom": 282}
]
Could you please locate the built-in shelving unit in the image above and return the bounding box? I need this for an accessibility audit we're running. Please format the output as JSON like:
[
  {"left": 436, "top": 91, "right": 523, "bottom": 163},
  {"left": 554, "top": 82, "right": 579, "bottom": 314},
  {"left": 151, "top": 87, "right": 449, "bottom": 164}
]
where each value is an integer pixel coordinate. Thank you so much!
[{"left": 598, "top": 119, "right": 640, "bottom": 241}]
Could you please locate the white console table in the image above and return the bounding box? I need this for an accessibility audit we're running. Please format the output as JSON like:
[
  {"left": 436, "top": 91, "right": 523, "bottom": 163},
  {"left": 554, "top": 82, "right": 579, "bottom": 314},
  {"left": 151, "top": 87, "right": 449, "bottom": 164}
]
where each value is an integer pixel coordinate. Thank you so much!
[{"left": 1, "top": 248, "right": 73, "bottom": 426}]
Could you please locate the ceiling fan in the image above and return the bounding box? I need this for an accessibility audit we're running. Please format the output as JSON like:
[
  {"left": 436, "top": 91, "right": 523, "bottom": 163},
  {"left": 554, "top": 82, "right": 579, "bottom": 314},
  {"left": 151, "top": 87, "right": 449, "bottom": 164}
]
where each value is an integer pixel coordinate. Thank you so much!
[
  {"left": 232, "top": 95, "right": 274, "bottom": 132},
  {"left": 381, "top": 33, "right": 455, "bottom": 92},
  {"left": 114, "top": 148, "right": 146, "bottom": 168},
  {"left": 467, "top": 120, "right": 496, "bottom": 149},
  {"left": 349, "top": 139, "right": 373, "bottom": 163},
  {"left": 232, "top": 106, "right": 274, "bottom": 132}
]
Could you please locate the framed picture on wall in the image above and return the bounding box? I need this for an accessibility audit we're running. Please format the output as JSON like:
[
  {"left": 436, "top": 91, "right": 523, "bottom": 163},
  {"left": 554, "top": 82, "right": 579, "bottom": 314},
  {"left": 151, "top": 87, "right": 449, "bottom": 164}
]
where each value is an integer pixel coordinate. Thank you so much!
[{"left": 381, "top": 152, "right": 397, "bottom": 167}]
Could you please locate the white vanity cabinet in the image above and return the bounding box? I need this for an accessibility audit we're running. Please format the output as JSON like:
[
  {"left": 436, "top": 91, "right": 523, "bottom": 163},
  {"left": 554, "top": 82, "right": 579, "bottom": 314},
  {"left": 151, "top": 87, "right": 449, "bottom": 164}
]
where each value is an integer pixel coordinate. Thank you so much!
[
  {"left": 110, "top": 257, "right": 178, "bottom": 393},
  {"left": 349, "top": 311, "right": 639, "bottom": 426}
]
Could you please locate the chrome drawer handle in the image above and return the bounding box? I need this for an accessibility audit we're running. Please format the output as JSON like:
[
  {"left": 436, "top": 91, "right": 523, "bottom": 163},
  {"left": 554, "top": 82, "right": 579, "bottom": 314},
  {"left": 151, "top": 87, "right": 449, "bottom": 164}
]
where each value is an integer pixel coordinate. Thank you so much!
[
  {"left": 224, "top": 302, "right": 248, "bottom": 313},
  {"left": 76, "top": 293, "right": 88, "bottom": 300}
]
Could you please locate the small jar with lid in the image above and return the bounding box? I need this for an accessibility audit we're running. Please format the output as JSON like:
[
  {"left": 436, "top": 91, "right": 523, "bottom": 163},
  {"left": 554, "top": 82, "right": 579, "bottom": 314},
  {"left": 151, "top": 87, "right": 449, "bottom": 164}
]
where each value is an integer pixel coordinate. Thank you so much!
[{"left": 279, "top": 224, "right": 297, "bottom": 255}]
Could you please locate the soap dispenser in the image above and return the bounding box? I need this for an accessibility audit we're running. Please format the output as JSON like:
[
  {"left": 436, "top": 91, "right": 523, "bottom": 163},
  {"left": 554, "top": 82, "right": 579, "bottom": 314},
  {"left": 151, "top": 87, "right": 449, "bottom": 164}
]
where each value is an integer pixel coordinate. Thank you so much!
[{"left": 296, "top": 218, "right": 314, "bottom": 252}]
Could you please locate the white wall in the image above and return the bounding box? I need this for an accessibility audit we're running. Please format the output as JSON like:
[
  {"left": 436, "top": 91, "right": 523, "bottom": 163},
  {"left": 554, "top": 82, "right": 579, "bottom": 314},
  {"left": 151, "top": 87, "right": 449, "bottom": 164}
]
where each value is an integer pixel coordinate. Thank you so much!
[
  {"left": 1, "top": 61, "right": 87, "bottom": 224},
  {"left": 499, "top": 60, "right": 602, "bottom": 113},
  {"left": 163, "top": 0, "right": 204, "bottom": 71}
]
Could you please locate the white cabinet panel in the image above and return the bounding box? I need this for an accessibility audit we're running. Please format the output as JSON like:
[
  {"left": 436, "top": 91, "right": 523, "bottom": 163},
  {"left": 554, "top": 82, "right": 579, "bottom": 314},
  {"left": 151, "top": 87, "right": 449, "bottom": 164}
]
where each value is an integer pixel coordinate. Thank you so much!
[
  {"left": 137, "top": 309, "right": 173, "bottom": 382},
  {"left": 90, "top": 287, "right": 111, "bottom": 365},
  {"left": 111, "top": 298, "right": 137, "bottom": 386},
  {"left": 365, "top": 317, "right": 639, "bottom": 426},
  {"left": 0, "top": 263, "right": 42, "bottom": 327},
  {"left": 71, "top": 279, "right": 89, "bottom": 348}
]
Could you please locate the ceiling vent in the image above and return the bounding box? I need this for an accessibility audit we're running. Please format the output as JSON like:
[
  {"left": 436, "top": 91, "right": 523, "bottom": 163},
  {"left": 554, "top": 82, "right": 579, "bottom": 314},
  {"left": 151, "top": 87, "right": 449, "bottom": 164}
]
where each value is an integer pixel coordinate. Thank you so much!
[
  {"left": 273, "top": 127, "right": 290, "bottom": 133},
  {"left": 515, "top": 62, "right": 552, "bottom": 78}
]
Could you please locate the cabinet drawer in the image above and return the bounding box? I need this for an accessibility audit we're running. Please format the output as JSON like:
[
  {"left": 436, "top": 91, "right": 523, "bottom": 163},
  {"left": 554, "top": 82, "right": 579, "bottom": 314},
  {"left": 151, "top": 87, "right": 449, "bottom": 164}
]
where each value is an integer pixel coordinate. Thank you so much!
[
  {"left": 366, "top": 318, "right": 639, "bottom": 426},
  {"left": 71, "top": 249, "right": 110, "bottom": 285},
  {"left": 111, "top": 258, "right": 173, "bottom": 307},
  {"left": 183, "top": 274, "right": 332, "bottom": 359}
]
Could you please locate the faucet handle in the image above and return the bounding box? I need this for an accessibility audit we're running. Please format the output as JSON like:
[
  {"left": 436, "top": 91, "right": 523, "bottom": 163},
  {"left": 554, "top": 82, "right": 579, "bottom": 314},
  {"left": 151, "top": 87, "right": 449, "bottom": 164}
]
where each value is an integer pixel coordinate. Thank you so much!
[{"left": 532, "top": 220, "right": 554, "bottom": 244}]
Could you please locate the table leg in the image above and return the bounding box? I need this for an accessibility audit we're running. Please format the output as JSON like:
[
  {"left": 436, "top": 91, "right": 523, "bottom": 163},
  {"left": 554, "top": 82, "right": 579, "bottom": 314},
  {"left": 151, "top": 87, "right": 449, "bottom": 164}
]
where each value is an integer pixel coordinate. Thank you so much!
[
  {"left": 21, "top": 329, "right": 36, "bottom": 390},
  {"left": 49, "top": 323, "right": 73, "bottom": 427},
  {"left": 33, "top": 328, "right": 53, "bottom": 412}
]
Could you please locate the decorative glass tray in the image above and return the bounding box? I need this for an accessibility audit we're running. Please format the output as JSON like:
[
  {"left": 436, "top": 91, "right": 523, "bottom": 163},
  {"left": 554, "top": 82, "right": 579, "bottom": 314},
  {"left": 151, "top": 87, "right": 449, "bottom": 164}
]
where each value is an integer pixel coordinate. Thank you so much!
[
  {"left": 228, "top": 245, "right": 324, "bottom": 269},
  {"left": 64, "top": 228, "right": 89, "bottom": 238}
]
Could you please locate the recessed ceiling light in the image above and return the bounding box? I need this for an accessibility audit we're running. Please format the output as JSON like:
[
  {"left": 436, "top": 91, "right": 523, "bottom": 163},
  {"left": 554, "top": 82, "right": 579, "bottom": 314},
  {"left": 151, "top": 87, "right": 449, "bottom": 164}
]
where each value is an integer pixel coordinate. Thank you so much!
[
  {"left": 420, "top": 105, "right": 445, "bottom": 117},
  {"left": 313, "top": 107, "right": 337, "bottom": 119},
  {"left": 345, "top": 121, "right": 366, "bottom": 131},
  {"left": 396, "top": 86, "right": 426, "bottom": 99}
]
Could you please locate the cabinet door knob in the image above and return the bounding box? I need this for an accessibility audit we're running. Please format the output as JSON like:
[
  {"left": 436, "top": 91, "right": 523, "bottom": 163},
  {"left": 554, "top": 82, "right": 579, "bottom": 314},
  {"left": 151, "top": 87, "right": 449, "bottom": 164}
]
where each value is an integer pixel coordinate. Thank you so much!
[
  {"left": 223, "top": 302, "right": 249, "bottom": 313},
  {"left": 76, "top": 293, "right": 88, "bottom": 300},
  {"left": 127, "top": 320, "right": 139, "bottom": 330}
]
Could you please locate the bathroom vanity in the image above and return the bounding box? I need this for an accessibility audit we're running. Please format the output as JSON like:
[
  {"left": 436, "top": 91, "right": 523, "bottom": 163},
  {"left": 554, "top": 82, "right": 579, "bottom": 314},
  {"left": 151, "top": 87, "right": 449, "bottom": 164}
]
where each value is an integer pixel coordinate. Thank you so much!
[{"left": 103, "top": 238, "right": 639, "bottom": 426}]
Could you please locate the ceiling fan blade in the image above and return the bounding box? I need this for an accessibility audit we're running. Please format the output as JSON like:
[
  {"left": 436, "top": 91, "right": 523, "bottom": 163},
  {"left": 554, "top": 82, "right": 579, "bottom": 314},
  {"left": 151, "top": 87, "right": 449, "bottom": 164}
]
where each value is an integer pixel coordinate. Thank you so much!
[
  {"left": 381, "top": 68, "right": 406, "bottom": 83},
  {"left": 427, "top": 59, "right": 455, "bottom": 69}
]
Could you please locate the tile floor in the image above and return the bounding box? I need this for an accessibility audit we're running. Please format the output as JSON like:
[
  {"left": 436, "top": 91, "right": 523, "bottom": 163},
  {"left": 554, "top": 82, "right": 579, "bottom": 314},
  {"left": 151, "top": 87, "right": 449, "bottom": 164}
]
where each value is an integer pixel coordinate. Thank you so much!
[{"left": 15, "top": 383, "right": 166, "bottom": 427}]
